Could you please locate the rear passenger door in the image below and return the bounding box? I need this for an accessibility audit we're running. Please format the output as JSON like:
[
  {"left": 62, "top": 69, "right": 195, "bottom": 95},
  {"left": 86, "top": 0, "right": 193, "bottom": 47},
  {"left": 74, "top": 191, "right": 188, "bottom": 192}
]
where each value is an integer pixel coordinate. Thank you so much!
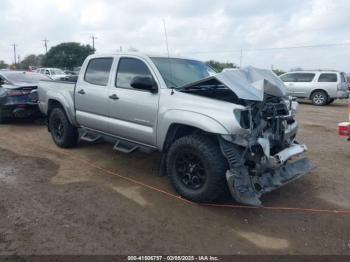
[
  {"left": 75, "top": 57, "right": 113, "bottom": 133},
  {"left": 107, "top": 56, "right": 159, "bottom": 146}
]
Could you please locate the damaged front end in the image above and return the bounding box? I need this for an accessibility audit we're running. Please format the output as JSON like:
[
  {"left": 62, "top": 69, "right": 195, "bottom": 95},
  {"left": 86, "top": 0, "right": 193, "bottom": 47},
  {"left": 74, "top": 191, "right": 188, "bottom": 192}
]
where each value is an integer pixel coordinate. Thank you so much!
[
  {"left": 219, "top": 96, "right": 311, "bottom": 206},
  {"left": 178, "top": 66, "right": 311, "bottom": 206},
  {"left": 217, "top": 68, "right": 311, "bottom": 206}
]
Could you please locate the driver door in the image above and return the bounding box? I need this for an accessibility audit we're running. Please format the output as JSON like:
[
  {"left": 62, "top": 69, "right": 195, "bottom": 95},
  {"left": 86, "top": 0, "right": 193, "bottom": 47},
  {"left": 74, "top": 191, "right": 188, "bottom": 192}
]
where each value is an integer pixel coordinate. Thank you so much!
[{"left": 107, "top": 57, "right": 159, "bottom": 146}]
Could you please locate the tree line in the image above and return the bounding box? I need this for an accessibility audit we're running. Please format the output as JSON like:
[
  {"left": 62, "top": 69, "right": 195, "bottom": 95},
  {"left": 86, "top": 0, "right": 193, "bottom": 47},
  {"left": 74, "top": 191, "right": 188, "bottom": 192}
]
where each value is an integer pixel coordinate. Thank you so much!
[
  {"left": 0, "top": 42, "right": 94, "bottom": 70},
  {"left": 0, "top": 43, "right": 285, "bottom": 75}
]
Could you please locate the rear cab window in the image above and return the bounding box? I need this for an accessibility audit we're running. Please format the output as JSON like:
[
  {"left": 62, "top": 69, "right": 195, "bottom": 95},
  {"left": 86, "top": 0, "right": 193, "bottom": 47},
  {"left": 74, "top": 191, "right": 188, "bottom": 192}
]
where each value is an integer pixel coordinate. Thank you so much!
[
  {"left": 84, "top": 57, "right": 113, "bottom": 86},
  {"left": 318, "top": 73, "right": 337, "bottom": 82}
]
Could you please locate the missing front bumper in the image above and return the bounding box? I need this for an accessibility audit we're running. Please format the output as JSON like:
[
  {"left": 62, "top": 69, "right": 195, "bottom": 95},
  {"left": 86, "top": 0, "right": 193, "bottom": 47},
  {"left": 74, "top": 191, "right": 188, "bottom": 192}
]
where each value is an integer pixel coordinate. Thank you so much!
[
  {"left": 220, "top": 138, "right": 311, "bottom": 206},
  {"left": 225, "top": 158, "right": 311, "bottom": 206}
]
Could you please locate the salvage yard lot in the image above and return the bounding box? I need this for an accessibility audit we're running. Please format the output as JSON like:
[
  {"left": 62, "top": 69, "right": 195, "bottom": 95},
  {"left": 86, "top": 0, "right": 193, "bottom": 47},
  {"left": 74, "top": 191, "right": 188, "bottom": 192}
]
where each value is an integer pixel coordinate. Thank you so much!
[{"left": 0, "top": 101, "right": 349, "bottom": 255}]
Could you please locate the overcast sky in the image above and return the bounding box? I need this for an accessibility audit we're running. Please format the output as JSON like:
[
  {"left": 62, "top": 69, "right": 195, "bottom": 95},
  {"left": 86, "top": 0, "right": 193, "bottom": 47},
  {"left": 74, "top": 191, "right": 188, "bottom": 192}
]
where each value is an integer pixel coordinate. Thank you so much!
[{"left": 1, "top": 0, "right": 350, "bottom": 71}]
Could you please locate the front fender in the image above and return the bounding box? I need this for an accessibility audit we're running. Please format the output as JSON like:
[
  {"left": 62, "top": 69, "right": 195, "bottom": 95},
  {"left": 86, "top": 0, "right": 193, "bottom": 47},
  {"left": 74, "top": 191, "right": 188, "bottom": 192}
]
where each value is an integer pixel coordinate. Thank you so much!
[{"left": 157, "top": 109, "right": 230, "bottom": 150}]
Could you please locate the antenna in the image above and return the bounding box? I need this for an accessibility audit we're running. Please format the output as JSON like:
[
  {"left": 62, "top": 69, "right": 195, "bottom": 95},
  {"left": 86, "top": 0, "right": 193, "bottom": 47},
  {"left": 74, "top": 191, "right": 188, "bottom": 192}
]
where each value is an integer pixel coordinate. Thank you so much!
[{"left": 162, "top": 19, "right": 174, "bottom": 95}]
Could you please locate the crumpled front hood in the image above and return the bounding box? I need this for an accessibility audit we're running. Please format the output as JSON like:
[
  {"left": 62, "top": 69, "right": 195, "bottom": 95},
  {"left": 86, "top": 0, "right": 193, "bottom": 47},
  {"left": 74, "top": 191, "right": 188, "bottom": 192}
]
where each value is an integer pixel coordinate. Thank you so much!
[{"left": 180, "top": 66, "right": 287, "bottom": 101}]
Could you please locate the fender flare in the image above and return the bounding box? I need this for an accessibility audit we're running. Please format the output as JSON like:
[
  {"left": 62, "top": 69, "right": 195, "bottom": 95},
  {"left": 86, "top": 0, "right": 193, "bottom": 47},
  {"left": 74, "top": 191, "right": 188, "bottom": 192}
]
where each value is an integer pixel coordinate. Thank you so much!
[{"left": 47, "top": 91, "right": 77, "bottom": 126}]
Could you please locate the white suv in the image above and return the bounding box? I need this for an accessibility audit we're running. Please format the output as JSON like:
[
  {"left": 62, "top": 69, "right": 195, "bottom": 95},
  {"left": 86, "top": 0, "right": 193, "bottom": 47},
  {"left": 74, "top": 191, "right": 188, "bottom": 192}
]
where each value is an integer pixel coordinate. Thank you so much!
[{"left": 280, "top": 70, "right": 349, "bottom": 105}]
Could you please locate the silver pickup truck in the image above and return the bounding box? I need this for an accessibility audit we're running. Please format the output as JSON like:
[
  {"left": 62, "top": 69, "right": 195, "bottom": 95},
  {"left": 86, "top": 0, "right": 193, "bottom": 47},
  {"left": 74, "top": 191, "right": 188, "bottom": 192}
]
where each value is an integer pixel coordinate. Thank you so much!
[{"left": 38, "top": 52, "right": 311, "bottom": 206}]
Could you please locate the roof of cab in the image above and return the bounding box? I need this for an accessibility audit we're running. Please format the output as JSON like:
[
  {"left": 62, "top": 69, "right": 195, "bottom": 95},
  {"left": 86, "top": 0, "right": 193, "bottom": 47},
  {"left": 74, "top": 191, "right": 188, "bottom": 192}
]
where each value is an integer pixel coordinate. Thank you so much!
[{"left": 86, "top": 51, "right": 201, "bottom": 61}]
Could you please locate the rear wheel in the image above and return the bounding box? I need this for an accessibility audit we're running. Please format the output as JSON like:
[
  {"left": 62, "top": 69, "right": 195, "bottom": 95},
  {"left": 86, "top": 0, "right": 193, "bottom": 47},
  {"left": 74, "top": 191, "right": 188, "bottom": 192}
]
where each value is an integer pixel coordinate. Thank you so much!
[
  {"left": 0, "top": 108, "right": 9, "bottom": 124},
  {"left": 49, "top": 107, "right": 78, "bottom": 148},
  {"left": 166, "top": 134, "right": 228, "bottom": 203},
  {"left": 311, "top": 91, "right": 328, "bottom": 106}
]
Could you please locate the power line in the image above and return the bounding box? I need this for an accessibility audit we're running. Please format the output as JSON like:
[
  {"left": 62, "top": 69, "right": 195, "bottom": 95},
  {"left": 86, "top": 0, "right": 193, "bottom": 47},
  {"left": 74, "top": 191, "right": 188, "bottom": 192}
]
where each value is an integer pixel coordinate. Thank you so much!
[
  {"left": 186, "top": 42, "right": 350, "bottom": 54},
  {"left": 42, "top": 39, "right": 49, "bottom": 54}
]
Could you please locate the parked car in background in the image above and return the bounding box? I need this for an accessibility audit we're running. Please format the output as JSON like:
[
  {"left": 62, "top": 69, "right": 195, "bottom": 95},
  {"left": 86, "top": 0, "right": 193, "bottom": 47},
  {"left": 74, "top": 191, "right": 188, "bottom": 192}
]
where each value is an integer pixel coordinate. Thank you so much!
[
  {"left": 0, "top": 71, "right": 50, "bottom": 123},
  {"left": 280, "top": 70, "right": 349, "bottom": 105},
  {"left": 37, "top": 67, "right": 68, "bottom": 80}
]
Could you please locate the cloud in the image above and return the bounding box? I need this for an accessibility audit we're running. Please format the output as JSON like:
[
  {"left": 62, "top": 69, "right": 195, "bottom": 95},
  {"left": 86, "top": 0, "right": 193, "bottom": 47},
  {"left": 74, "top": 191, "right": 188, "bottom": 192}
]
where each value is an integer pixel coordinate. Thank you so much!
[{"left": 1, "top": 0, "right": 350, "bottom": 71}]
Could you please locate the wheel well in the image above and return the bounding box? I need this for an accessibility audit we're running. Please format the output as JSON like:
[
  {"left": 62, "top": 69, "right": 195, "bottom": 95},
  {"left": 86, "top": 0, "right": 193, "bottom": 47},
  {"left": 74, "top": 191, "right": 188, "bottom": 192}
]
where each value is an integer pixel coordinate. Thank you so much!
[
  {"left": 310, "top": 89, "right": 329, "bottom": 99},
  {"left": 47, "top": 100, "right": 64, "bottom": 131},
  {"left": 163, "top": 124, "right": 214, "bottom": 152}
]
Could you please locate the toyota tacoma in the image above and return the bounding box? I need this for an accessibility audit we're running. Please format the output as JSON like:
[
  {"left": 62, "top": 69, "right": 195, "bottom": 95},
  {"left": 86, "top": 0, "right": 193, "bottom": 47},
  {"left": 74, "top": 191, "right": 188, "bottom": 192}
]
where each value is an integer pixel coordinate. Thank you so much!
[{"left": 38, "top": 53, "right": 311, "bottom": 206}]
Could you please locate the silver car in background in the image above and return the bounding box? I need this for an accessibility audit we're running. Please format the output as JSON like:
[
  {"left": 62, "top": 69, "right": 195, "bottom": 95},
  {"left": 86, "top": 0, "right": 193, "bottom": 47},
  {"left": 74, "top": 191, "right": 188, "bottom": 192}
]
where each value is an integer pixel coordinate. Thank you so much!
[
  {"left": 280, "top": 70, "right": 349, "bottom": 105},
  {"left": 37, "top": 68, "right": 68, "bottom": 80}
]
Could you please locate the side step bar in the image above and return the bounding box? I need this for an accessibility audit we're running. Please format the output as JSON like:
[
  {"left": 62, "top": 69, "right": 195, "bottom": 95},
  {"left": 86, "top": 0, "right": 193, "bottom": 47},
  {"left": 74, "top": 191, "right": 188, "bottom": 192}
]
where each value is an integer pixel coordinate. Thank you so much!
[
  {"left": 80, "top": 131, "right": 102, "bottom": 142},
  {"left": 113, "top": 140, "right": 138, "bottom": 153},
  {"left": 79, "top": 128, "right": 156, "bottom": 154}
]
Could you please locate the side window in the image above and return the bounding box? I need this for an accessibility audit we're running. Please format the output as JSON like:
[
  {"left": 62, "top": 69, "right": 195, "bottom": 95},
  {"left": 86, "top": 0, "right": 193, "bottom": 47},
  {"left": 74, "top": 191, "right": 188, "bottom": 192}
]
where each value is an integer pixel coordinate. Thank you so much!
[
  {"left": 84, "top": 58, "right": 113, "bottom": 86},
  {"left": 293, "top": 73, "right": 315, "bottom": 82},
  {"left": 116, "top": 58, "right": 154, "bottom": 89},
  {"left": 45, "top": 70, "right": 50, "bottom": 75},
  {"left": 280, "top": 74, "right": 295, "bottom": 82},
  {"left": 318, "top": 73, "right": 337, "bottom": 82}
]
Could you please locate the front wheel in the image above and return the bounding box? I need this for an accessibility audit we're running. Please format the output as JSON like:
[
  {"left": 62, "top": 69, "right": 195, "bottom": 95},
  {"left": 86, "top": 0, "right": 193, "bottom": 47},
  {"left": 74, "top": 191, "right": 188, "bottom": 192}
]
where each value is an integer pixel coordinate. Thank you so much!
[
  {"left": 166, "top": 134, "right": 228, "bottom": 203},
  {"left": 311, "top": 91, "right": 328, "bottom": 106},
  {"left": 49, "top": 107, "right": 78, "bottom": 148}
]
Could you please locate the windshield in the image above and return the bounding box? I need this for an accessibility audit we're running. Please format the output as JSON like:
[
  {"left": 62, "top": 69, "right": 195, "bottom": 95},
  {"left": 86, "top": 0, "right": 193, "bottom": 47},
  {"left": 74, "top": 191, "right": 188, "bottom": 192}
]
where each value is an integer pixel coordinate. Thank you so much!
[
  {"left": 1, "top": 72, "right": 51, "bottom": 84},
  {"left": 150, "top": 57, "right": 210, "bottom": 88},
  {"left": 50, "top": 69, "right": 65, "bottom": 75}
]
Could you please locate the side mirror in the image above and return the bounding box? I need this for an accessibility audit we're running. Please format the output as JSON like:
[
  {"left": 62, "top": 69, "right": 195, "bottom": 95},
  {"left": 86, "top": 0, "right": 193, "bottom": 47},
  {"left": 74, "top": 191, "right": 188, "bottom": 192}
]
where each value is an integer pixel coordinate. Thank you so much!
[{"left": 130, "top": 76, "right": 157, "bottom": 93}]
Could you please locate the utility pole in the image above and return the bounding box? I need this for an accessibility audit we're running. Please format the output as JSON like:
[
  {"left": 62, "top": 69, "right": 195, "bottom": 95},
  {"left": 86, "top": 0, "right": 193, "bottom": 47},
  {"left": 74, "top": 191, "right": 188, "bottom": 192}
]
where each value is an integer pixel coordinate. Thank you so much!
[
  {"left": 239, "top": 48, "right": 243, "bottom": 68},
  {"left": 90, "top": 35, "right": 97, "bottom": 52},
  {"left": 12, "top": 43, "right": 17, "bottom": 66},
  {"left": 42, "top": 39, "right": 49, "bottom": 54}
]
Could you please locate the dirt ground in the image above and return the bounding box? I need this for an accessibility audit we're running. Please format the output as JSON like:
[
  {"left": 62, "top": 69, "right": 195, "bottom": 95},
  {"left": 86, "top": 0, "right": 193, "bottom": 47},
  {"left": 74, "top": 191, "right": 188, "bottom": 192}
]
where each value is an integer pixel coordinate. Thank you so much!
[{"left": 0, "top": 100, "right": 349, "bottom": 255}]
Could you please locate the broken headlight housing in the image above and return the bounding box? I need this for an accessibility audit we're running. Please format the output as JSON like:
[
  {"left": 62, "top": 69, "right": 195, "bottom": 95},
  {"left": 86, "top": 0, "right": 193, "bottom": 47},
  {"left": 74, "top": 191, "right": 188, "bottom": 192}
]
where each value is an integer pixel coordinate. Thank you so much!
[{"left": 234, "top": 108, "right": 251, "bottom": 130}]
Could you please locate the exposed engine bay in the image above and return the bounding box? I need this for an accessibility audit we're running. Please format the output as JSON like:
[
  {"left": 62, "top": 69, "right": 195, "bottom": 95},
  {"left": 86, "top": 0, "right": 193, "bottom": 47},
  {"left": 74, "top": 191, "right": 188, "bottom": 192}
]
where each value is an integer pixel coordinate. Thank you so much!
[{"left": 178, "top": 67, "right": 311, "bottom": 206}]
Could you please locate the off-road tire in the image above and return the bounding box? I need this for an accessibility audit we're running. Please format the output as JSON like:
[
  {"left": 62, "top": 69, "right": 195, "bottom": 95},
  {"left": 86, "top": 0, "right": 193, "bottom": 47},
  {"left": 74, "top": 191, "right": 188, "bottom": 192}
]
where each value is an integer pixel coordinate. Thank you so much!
[
  {"left": 311, "top": 91, "right": 328, "bottom": 106},
  {"left": 166, "top": 134, "right": 228, "bottom": 203},
  {"left": 49, "top": 107, "right": 78, "bottom": 148},
  {"left": 0, "top": 108, "right": 9, "bottom": 124}
]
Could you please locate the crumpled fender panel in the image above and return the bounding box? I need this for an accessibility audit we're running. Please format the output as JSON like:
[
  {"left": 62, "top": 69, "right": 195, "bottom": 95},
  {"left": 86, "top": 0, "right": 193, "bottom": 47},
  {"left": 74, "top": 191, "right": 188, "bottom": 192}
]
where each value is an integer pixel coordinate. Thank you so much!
[{"left": 219, "top": 137, "right": 311, "bottom": 206}]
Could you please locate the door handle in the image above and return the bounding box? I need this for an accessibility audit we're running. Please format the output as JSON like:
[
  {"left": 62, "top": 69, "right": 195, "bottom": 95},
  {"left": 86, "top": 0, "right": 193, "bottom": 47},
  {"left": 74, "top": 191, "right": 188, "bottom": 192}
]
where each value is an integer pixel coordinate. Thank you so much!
[
  {"left": 77, "top": 89, "right": 85, "bottom": 95},
  {"left": 109, "top": 94, "right": 119, "bottom": 100}
]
